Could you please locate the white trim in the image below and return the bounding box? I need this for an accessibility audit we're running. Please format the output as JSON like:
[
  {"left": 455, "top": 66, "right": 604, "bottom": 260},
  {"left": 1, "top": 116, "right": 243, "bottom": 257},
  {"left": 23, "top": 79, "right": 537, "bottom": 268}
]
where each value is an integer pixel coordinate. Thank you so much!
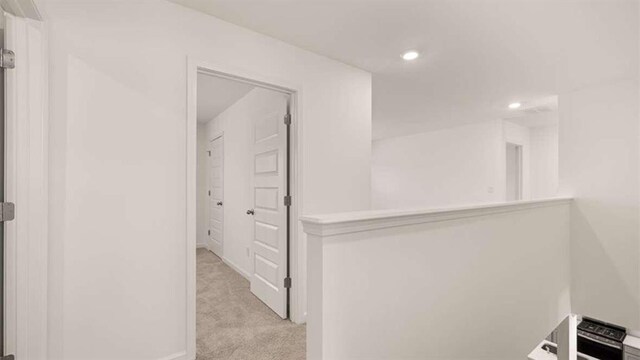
[
  {"left": 288, "top": 85, "right": 303, "bottom": 325},
  {"left": 4, "top": 12, "right": 48, "bottom": 359},
  {"left": 157, "top": 351, "right": 188, "bottom": 360},
  {"left": 222, "top": 256, "right": 252, "bottom": 282},
  {"left": 186, "top": 57, "right": 197, "bottom": 360},
  {"left": 300, "top": 198, "right": 573, "bottom": 237},
  {"left": 196, "top": 244, "right": 207, "bottom": 249},
  {"left": 186, "top": 56, "right": 305, "bottom": 359}
]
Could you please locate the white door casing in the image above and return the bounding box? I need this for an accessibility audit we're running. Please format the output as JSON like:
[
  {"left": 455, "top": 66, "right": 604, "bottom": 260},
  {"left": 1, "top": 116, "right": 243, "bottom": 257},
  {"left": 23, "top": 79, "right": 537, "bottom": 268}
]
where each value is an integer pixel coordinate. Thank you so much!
[
  {"left": 250, "top": 93, "right": 289, "bottom": 319},
  {"left": 187, "top": 60, "right": 304, "bottom": 360},
  {"left": 208, "top": 135, "right": 223, "bottom": 257},
  {"left": 3, "top": 12, "right": 48, "bottom": 359}
]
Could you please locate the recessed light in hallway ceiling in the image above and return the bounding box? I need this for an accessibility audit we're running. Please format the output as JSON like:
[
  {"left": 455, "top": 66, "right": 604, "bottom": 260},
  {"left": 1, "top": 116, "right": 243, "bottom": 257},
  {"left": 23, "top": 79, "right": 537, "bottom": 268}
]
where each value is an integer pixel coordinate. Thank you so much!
[
  {"left": 168, "top": 0, "right": 637, "bottom": 139},
  {"left": 402, "top": 51, "right": 419, "bottom": 61}
]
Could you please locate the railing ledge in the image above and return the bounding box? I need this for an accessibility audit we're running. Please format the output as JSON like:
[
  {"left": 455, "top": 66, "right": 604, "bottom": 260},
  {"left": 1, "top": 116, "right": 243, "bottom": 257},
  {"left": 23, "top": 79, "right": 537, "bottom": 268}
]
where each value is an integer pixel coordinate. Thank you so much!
[{"left": 300, "top": 197, "right": 573, "bottom": 237}]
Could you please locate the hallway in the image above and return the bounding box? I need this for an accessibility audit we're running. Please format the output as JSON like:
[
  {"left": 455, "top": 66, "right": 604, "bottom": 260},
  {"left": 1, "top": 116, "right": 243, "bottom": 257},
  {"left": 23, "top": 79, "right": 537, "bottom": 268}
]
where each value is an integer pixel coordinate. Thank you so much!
[{"left": 196, "top": 249, "right": 306, "bottom": 360}]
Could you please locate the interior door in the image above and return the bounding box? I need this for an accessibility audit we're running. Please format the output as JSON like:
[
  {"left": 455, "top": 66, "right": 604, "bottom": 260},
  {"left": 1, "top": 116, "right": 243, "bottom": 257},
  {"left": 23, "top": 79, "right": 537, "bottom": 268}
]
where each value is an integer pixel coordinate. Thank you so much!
[
  {"left": 208, "top": 136, "right": 224, "bottom": 257},
  {"left": 250, "top": 92, "right": 289, "bottom": 319}
]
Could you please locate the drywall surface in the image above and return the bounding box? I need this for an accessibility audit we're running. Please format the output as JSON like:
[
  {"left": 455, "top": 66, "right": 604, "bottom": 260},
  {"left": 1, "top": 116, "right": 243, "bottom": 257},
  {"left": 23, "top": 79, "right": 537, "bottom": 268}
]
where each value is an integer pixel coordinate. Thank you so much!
[
  {"left": 203, "top": 88, "right": 287, "bottom": 278},
  {"left": 372, "top": 119, "right": 560, "bottom": 209},
  {"left": 530, "top": 126, "right": 559, "bottom": 199},
  {"left": 559, "top": 78, "right": 640, "bottom": 330},
  {"left": 556, "top": 0, "right": 638, "bottom": 330},
  {"left": 45, "top": 1, "right": 372, "bottom": 359},
  {"left": 303, "top": 200, "right": 571, "bottom": 359},
  {"left": 371, "top": 121, "right": 504, "bottom": 209},
  {"left": 196, "top": 124, "right": 208, "bottom": 247}
]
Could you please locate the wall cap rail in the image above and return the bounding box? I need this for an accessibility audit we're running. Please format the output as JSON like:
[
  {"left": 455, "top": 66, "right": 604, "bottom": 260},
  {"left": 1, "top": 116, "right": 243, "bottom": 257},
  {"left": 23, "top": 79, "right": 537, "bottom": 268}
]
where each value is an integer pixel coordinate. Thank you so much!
[{"left": 300, "top": 197, "right": 573, "bottom": 236}]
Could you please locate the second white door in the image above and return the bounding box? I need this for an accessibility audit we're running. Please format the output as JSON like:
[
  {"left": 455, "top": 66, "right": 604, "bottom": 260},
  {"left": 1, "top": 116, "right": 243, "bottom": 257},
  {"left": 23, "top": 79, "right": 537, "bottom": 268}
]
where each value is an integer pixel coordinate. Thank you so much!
[{"left": 208, "top": 135, "right": 224, "bottom": 257}]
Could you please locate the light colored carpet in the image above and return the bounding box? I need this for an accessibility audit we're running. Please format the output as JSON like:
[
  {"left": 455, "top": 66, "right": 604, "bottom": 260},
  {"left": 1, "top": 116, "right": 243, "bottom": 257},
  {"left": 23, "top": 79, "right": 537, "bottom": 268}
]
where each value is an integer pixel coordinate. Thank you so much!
[{"left": 197, "top": 248, "right": 306, "bottom": 360}]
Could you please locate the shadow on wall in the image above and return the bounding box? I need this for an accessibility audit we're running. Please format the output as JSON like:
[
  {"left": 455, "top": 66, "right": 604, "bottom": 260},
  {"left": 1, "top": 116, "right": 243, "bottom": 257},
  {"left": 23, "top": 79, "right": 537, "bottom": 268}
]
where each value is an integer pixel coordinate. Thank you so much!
[
  {"left": 309, "top": 200, "right": 571, "bottom": 359},
  {"left": 570, "top": 200, "right": 640, "bottom": 330}
]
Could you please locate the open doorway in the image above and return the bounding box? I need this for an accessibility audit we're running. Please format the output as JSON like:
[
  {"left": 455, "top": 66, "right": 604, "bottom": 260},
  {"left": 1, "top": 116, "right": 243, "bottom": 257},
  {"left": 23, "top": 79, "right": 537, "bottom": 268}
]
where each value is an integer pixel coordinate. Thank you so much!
[
  {"left": 505, "top": 142, "right": 523, "bottom": 201},
  {"left": 194, "top": 71, "right": 305, "bottom": 359},
  {"left": 503, "top": 96, "right": 559, "bottom": 202}
]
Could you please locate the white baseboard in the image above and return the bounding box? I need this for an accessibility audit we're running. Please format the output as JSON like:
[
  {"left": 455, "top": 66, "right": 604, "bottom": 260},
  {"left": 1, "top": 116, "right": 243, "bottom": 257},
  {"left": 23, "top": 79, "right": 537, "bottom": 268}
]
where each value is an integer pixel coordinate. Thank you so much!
[
  {"left": 157, "top": 351, "right": 188, "bottom": 360},
  {"left": 196, "top": 243, "right": 207, "bottom": 249},
  {"left": 222, "top": 256, "right": 252, "bottom": 281}
]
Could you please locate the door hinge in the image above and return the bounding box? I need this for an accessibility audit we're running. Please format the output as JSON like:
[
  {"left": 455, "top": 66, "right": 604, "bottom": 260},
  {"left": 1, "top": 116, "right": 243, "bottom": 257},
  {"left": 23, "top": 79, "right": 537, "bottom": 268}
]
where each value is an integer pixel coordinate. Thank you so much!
[
  {"left": 0, "top": 202, "right": 15, "bottom": 222},
  {"left": 1, "top": 49, "right": 15, "bottom": 69},
  {"left": 284, "top": 113, "right": 291, "bottom": 125},
  {"left": 208, "top": 190, "right": 211, "bottom": 196},
  {"left": 284, "top": 277, "right": 292, "bottom": 289},
  {"left": 208, "top": 151, "right": 211, "bottom": 157},
  {"left": 284, "top": 195, "right": 291, "bottom": 207},
  {"left": 208, "top": 230, "right": 211, "bottom": 236}
]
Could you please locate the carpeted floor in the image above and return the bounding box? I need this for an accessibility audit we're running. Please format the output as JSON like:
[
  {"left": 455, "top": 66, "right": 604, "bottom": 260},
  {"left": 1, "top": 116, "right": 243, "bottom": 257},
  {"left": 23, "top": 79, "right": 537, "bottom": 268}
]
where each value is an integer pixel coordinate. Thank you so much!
[{"left": 197, "top": 248, "right": 306, "bottom": 360}]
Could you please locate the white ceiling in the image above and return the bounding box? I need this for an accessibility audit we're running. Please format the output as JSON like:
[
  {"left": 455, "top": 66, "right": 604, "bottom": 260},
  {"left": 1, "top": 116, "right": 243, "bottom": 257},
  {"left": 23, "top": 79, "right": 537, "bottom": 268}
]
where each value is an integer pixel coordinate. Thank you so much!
[
  {"left": 176, "top": 0, "right": 637, "bottom": 138},
  {"left": 197, "top": 73, "right": 254, "bottom": 123},
  {"left": 503, "top": 95, "right": 558, "bottom": 128},
  {"left": 505, "top": 111, "right": 558, "bottom": 129}
]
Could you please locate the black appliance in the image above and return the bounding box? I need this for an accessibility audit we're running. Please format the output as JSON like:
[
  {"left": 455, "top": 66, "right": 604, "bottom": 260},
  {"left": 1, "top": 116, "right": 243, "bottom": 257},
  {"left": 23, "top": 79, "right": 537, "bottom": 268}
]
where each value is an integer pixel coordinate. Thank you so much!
[
  {"left": 577, "top": 317, "right": 626, "bottom": 360},
  {"left": 540, "top": 343, "right": 590, "bottom": 360}
]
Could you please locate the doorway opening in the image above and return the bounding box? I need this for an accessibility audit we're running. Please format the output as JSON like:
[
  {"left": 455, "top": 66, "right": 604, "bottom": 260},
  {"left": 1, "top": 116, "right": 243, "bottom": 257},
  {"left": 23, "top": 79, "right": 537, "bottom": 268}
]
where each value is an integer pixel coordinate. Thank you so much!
[
  {"left": 193, "top": 69, "right": 305, "bottom": 359},
  {"left": 506, "top": 142, "right": 523, "bottom": 201}
]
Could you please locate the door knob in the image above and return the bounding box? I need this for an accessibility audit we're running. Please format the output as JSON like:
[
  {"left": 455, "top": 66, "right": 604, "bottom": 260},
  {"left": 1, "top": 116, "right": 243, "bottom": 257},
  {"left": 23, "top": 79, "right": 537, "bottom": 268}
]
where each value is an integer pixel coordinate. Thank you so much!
[
  {"left": 246, "top": 209, "right": 255, "bottom": 215},
  {"left": 217, "top": 201, "right": 223, "bottom": 206}
]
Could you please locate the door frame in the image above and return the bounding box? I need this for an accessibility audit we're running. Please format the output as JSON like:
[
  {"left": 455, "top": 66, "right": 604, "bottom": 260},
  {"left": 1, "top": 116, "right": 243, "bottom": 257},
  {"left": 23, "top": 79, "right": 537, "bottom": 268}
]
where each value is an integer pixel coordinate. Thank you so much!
[
  {"left": 2, "top": 11, "right": 48, "bottom": 359},
  {"left": 186, "top": 57, "right": 304, "bottom": 359}
]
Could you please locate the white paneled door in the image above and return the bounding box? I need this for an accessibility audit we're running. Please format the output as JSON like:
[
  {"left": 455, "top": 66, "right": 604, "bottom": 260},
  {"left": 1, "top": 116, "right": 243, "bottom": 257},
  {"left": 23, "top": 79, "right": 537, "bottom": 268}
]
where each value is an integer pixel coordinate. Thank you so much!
[
  {"left": 250, "top": 93, "right": 289, "bottom": 319},
  {"left": 208, "top": 136, "right": 224, "bottom": 257}
]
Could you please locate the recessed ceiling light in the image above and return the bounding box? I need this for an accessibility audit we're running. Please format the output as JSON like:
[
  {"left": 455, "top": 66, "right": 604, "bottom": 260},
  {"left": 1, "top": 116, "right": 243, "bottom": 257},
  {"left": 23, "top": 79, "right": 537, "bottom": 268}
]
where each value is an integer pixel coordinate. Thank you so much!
[
  {"left": 402, "top": 51, "right": 419, "bottom": 61},
  {"left": 508, "top": 102, "right": 521, "bottom": 109}
]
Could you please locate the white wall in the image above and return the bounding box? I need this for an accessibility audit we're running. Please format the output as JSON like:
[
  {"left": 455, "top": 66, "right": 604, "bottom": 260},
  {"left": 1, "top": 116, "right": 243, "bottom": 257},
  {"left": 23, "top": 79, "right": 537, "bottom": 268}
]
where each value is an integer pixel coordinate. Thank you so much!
[
  {"left": 303, "top": 199, "right": 572, "bottom": 360},
  {"left": 371, "top": 121, "right": 504, "bottom": 209},
  {"left": 372, "top": 119, "right": 558, "bottom": 209},
  {"left": 202, "top": 87, "right": 286, "bottom": 278},
  {"left": 556, "top": 0, "right": 639, "bottom": 331},
  {"left": 196, "top": 124, "right": 208, "bottom": 247},
  {"left": 45, "top": 1, "right": 372, "bottom": 359},
  {"left": 559, "top": 78, "right": 640, "bottom": 330},
  {"left": 530, "top": 125, "right": 559, "bottom": 199}
]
